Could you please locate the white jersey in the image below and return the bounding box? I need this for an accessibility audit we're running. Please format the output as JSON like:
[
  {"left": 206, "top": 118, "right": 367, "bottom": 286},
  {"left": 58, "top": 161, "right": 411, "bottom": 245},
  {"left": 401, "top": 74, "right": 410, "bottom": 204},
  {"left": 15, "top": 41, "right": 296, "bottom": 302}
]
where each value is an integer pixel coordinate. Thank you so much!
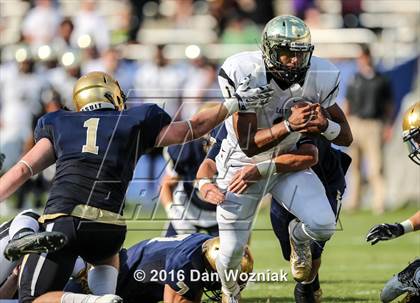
[{"left": 216, "top": 51, "right": 340, "bottom": 187}]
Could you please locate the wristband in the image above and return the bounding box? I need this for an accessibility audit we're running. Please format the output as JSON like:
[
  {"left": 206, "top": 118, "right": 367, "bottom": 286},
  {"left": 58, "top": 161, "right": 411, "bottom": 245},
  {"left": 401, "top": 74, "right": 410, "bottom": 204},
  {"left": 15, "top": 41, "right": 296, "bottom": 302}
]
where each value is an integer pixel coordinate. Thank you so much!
[
  {"left": 256, "top": 160, "right": 276, "bottom": 178},
  {"left": 400, "top": 219, "right": 414, "bottom": 234},
  {"left": 19, "top": 160, "right": 34, "bottom": 177},
  {"left": 284, "top": 120, "right": 293, "bottom": 133},
  {"left": 321, "top": 119, "right": 341, "bottom": 141},
  {"left": 197, "top": 178, "right": 213, "bottom": 191}
]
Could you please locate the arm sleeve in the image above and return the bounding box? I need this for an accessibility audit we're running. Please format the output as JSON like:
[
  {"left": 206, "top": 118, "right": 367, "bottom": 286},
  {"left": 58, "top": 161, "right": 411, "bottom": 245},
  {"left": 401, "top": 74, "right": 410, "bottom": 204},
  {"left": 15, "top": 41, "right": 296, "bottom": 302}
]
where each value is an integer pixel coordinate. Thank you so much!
[
  {"left": 296, "top": 136, "right": 316, "bottom": 149},
  {"left": 141, "top": 105, "right": 172, "bottom": 150},
  {"left": 34, "top": 116, "right": 53, "bottom": 143}
]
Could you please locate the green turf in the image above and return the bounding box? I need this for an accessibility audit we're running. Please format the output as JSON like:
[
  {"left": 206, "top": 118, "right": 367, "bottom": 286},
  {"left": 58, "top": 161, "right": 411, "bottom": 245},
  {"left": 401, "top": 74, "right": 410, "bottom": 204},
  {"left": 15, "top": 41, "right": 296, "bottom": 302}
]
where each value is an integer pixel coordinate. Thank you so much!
[
  {"left": 1, "top": 205, "right": 417, "bottom": 302},
  {"left": 123, "top": 205, "right": 419, "bottom": 302}
]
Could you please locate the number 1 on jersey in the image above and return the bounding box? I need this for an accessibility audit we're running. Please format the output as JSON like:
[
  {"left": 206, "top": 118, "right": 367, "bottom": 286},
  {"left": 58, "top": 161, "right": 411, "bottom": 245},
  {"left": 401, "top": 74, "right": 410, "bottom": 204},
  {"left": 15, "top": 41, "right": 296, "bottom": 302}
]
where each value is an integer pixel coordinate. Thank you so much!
[{"left": 82, "top": 118, "right": 99, "bottom": 154}]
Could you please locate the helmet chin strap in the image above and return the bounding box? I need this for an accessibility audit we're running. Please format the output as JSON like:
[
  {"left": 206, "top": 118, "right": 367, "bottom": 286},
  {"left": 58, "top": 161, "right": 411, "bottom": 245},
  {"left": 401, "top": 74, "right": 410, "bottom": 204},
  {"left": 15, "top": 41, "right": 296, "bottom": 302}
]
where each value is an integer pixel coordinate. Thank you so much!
[{"left": 80, "top": 102, "right": 116, "bottom": 112}]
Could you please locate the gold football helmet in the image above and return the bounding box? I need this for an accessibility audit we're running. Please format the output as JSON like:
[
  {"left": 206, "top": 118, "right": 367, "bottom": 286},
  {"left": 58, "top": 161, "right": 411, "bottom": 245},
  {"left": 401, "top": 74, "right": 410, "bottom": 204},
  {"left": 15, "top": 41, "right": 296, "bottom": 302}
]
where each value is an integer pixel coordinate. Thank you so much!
[
  {"left": 73, "top": 71, "right": 126, "bottom": 112},
  {"left": 402, "top": 102, "right": 420, "bottom": 165},
  {"left": 202, "top": 237, "right": 254, "bottom": 300},
  {"left": 261, "top": 15, "right": 314, "bottom": 85}
]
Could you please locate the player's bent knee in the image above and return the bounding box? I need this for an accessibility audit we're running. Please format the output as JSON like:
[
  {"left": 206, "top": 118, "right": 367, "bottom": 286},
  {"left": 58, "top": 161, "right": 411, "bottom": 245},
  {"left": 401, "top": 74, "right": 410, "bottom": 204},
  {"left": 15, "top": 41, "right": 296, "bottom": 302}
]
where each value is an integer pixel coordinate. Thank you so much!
[{"left": 305, "top": 223, "right": 336, "bottom": 242}]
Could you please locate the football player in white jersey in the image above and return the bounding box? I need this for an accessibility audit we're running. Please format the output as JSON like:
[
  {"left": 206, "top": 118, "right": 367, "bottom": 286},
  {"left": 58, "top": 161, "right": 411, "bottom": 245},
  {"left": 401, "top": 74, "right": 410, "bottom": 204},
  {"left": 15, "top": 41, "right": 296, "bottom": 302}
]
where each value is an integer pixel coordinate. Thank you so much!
[{"left": 214, "top": 15, "right": 353, "bottom": 302}]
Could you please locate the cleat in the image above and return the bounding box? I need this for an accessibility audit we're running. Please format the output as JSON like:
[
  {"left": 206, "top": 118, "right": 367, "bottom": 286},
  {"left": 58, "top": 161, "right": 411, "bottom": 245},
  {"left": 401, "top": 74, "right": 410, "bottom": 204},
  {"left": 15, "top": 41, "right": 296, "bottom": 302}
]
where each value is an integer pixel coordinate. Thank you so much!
[
  {"left": 289, "top": 220, "right": 312, "bottom": 282},
  {"left": 314, "top": 288, "right": 323, "bottom": 303},
  {"left": 381, "top": 259, "right": 420, "bottom": 303},
  {"left": 4, "top": 231, "right": 68, "bottom": 261},
  {"left": 95, "top": 294, "right": 123, "bottom": 303},
  {"left": 294, "top": 282, "right": 316, "bottom": 303},
  {"left": 398, "top": 293, "right": 420, "bottom": 303}
]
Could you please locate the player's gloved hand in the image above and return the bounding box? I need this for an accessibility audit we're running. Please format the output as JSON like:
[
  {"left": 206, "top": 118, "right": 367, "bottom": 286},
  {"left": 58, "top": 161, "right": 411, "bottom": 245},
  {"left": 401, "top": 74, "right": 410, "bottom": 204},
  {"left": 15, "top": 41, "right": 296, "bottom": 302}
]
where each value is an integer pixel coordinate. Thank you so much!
[
  {"left": 223, "top": 75, "right": 274, "bottom": 115},
  {"left": 0, "top": 153, "right": 5, "bottom": 171},
  {"left": 366, "top": 223, "right": 404, "bottom": 245}
]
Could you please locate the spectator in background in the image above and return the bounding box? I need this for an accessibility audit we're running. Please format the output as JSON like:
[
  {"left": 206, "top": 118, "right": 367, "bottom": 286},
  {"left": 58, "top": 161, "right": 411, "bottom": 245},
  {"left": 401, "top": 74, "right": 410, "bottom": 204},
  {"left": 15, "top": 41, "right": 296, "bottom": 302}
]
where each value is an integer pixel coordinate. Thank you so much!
[
  {"left": 181, "top": 57, "right": 222, "bottom": 119},
  {"left": 52, "top": 18, "right": 75, "bottom": 55},
  {"left": 0, "top": 45, "right": 44, "bottom": 172},
  {"left": 344, "top": 45, "right": 394, "bottom": 214},
  {"left": 16, "top": 88, "right": 62, "bottom": 211},
  {"left": 47, "top": 50, "right": 81, "bottom": 109},
  {"left": 293, "top": 0, "right": 316, "bottom": 20},
  {"left": 72, "top": 0, "right": 110, "bottom": 54},
  {"left": 83, "top": 48, "right": 136, "bottom": 93},
  {"left": 21, "top": 0, "right": 61, "bottom": 47},
  {"left": 220, "top": 13, "right": 260, "bottom": 44},
  {"left": 133, "top": 44, "right": 185, "bottom": 118}
]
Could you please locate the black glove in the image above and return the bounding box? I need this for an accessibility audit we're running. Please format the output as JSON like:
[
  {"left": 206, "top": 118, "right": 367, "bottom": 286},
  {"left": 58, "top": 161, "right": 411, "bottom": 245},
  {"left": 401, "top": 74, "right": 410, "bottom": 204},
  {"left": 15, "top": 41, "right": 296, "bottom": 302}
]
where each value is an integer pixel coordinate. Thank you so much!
[
  {"left": 0, "top": 153, "right": 5, "bottom": 171},
  {"left": 366, "top": 223, "right": 404, "bottom": 245}
]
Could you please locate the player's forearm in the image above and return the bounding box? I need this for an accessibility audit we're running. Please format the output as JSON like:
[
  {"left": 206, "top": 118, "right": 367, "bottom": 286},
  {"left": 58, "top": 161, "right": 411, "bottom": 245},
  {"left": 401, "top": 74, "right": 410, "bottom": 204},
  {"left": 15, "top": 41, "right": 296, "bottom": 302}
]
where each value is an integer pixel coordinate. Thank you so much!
[
  {"left": 407, "top": 211, "right": 420, "bottom": 231},
  {"left": 0, "top": 272, "right": 18, "bottom": 299},
  {"left": 255, "top": 144, "right": 318, "bottom": 178},
  {"left": 160, "top": 175, "right": 177, "bottom": 208},
  {"left": 0, "top": 163, "right": 32, "bottom": 202},
  {"left": 330, "top": 120, "right": 352, "bottom": 146},
  {"left": 196, "top": 159, "right": 217, "bottom": 180},
  {"left": 251, "top": 122, "right": 291, "bottom": 154},
  {"left": 273, "top": 145, "right": 318, "bottom": 173},
  {"left": 189, "top": 104, "right": 229, "bottom": 139}
]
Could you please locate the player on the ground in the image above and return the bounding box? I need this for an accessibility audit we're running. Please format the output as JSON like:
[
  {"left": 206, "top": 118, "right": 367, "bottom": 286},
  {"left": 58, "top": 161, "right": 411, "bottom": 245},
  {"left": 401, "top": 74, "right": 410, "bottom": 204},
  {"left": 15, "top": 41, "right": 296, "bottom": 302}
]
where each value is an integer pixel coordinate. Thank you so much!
[
  {"left": 213, "top": 15, "right": 352, "bottom": 302},
  {"left": 0, "top": 71, "right": 270, "bottom": 303},
  {"left": 366, "top": 102, "right": 420, "bottom": 303},
  {"left": 24, "top": 234, "right": 253, "bottom": 303},
  {"left": 0, "top": 210, "right": 67, "bottom": 300}
]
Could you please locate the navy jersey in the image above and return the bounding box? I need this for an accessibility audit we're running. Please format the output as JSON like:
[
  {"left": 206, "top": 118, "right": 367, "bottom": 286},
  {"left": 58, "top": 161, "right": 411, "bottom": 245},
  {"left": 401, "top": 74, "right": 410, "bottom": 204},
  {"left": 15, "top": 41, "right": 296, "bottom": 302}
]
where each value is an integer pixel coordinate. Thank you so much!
[
  {"left": 34, "top": 104, "right": 171, "bottom": 215},
  {"left": 207, "top": 124, "right": 227, "bottom": 161},
  {"left": 117, "top": 233, "right": 217, "bottom": 303},
  {"left": 296, "top": 136, "right": 351, "bottom": 208},
  {"left": 167, "top": 140, "right": 216, "bottom": 212}
]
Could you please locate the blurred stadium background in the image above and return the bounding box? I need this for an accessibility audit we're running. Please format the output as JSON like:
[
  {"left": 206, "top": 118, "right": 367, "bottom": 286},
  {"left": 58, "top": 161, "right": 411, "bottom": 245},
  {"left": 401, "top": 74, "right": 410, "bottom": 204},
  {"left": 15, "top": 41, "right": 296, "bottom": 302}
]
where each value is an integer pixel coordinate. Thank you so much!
[{"left": 0, "top": 0, "right": 419, "bottom": 301}]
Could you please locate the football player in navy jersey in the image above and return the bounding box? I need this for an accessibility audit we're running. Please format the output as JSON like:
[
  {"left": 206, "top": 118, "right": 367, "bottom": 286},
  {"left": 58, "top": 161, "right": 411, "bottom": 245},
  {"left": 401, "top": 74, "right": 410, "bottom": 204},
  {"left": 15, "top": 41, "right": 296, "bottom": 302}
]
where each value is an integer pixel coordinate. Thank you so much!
[
  {"left": 197, "top": 123, "right": 351, "bottom": 303},
  {"left": 0, "top": 210, "right": 67, "bottom": 300},
  {"left": 160, "top": 136, "right": 219, "bottom": 236},
  {"left": 0, "top": 71, "right": 271, "bottom": 303},
  {"left": 40, "top": 234, "right": 253, "bottom": 303},
  {"left": 366, "top": 103, "right": 420, "bottom": 303}
]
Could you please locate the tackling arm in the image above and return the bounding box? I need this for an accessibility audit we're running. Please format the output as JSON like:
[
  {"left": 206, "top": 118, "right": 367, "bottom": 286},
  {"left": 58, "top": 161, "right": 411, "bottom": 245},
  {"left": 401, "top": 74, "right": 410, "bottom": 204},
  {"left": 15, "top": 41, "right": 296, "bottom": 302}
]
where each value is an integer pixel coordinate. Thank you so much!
[
  {"left": 155, "top": 103, "right": 229, "bottom": 147},
  {"left": 159, "top": 173, "right": 181, "bottom": 212},
  {"left": 196, "top": 158, "right": 224, "bottom": 205},
  {"left": 229, "top": 143, "right": 318, "bottom": 194},
  {"left": 0, "top": 138, "right": 55, "bottom": 202}
]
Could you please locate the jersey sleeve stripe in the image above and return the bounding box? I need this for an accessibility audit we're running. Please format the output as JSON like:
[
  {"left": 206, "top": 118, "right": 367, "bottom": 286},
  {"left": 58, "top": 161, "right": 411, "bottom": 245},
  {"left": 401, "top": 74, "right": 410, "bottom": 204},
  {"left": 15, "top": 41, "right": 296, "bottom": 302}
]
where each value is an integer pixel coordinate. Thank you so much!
[
  {"left": 218, "top": 68, "right": 236, "bottom": 89},
  {"left": 321, "top": 82, "right": 339, "bottom": 105}
]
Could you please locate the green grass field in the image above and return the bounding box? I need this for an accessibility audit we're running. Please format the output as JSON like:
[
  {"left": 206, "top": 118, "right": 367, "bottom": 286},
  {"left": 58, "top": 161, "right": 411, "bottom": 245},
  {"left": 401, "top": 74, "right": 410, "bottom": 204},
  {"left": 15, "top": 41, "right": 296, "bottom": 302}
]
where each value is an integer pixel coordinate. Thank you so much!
[{"left": 123, "top": 204, "right": 419, "bottom": 303}]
